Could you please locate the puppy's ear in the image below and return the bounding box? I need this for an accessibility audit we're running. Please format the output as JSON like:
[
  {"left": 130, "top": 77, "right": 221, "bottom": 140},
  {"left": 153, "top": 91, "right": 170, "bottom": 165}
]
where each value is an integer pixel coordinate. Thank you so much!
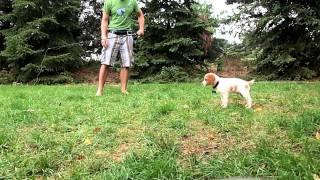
[{"left": 207, "top": 74, "right": 215, "bottom": 85}]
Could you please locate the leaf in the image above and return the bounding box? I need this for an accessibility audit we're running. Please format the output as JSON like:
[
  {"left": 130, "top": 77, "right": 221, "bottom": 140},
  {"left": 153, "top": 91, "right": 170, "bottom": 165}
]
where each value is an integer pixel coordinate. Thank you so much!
[
  {"left": 94, "top": 127, "right": 102, "bottom": 134},
  {"left": 75, "top": 154, "right": 86, "bottom": 160},
  {"left": 35, "top": 176, "right": 44, "bottom": 180},
  {"left": 84, "top": 138, "right": 92, "bottom": 145},
  {"left": 316, "top": 131, "right": 320, "bottom": 140},
  {"left": 95, "top": 150, "right": 109, "bottom": 157},
  {"left": 255, "top": 107, "right": 263, "bottom": 112},
  {"left": 182, "top": 105, "right": 189, "bottom": 109}
]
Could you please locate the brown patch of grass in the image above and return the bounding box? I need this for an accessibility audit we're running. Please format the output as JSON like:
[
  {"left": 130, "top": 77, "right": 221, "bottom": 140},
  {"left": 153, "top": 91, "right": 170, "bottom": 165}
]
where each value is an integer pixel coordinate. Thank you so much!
[
  {"left": 71, "top": 66, "right": 120, "bottom": 84},
  {"left": 93, "top": 127, "right": 102, "bottom": 134},
  {"left": 35, "top": 176, "right": 44, "bottom": 180},
  {"left": 179, "top": 121, "right": 235, "bottom": 156},
  {"left": 97, "top": 122, "right": 145, "bottom": 162},
  {"left": 180, "top": 134, "right": 220, "bottom": 156},
  {"left": 74, "top": 154, "right": 86, "bottom": 161},
  {"left": 18, "top": 126, "right": 36, "bottom": 134},
  {"left": 117, "top": 125, "right": 145, "bottom": 139},
  {"left": 177, "top": 120, "right": 237, "bottom": 168},
  {"left": 217, "top": 57, "right": 250, "bottom": 78},
  {"left": 116, "top": 122, "right": 145, "bottom": 148},
  {"left": 25, "top": 143, "right": 39, "bottom": 152},
  {"left": 111, "top": 143, "right": 130, "bottom": 162},
  {"left": 95, "top": 142, "right": 136, "bottom": 162}
]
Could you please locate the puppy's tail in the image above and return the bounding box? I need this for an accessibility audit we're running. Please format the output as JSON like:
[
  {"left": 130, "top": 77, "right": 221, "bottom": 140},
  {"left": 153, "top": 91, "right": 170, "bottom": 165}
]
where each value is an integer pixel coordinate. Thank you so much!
[{"left": 248, "top": 79, "right": 255, "bottom": 85}]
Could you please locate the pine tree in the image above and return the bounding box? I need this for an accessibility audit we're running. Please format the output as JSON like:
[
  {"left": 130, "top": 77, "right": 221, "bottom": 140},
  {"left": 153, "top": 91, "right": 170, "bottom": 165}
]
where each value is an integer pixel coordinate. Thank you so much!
[
  {"left": 79, "top": 0, "right": 102, "bottom": 58},
  {"left": 0, "top": 0, "right": 13, "bottom": 59},
  {"left": 134, "top": 0, "right": 218, "bottom": 78},
  {"left": 227, "top": 0, "right": 320, "bottom": 80},
  {"left": 0, "top": 0, "right": 82, "bottom": 83},
  {"left": 0, "top": 0, "right": 13, "bottom": 83}
]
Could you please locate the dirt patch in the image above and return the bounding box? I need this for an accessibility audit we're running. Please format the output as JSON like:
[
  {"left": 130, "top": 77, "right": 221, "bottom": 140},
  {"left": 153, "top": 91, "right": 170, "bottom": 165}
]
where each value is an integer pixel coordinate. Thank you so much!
[
  {"left": 180, "top": 134, "right": 220, "bottom": 156},
  {"left": 95, "top": 142, "right": 136, "bottom": 162},
  {"left": 74, "top": 154, "right": 86, "bottom": 161},
  {"left": 96, "top": 123, "right": 145, "bottom": 162},
  {"left": 116, "top": 124, "right": 145, "bottom": 142},
  {"left": 111, "top": 143, "right": 130, "bottom": 162},
  {"left": 117, "top": 125, "right": 145, "bottom": 138},
  {"left": 71, "top": 66, "right": 120, "bottom": 84},
  {"left": 219, "top": 58, "right": 249, "bottom": 78},
  {"left": 93, "top": 127, "right": 102, "bottom": 134},
  {"left": 179, "top": 121, "right": 235, "bottom": 156}
]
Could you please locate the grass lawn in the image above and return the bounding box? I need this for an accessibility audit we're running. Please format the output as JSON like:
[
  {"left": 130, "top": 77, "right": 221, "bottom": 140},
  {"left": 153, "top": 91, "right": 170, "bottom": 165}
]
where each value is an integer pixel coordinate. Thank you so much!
[{"left": 0, "top": 82, "right": 319, "bottom": 179}]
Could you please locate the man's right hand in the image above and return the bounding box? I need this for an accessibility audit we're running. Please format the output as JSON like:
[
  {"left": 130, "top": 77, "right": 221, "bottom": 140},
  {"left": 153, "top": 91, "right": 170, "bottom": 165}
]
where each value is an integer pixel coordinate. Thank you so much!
[{"left": 101, "top": 39, "right": 109, "bottom": 48}]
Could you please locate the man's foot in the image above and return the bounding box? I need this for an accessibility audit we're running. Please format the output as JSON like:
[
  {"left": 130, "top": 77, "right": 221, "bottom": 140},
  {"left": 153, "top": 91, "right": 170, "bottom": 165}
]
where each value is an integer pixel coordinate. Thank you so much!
[
  {"left": 96, "top": 90, "right": 103, "bottom": 96},
  {"left": 121, "top": 91, "right": 129, "bottom": 95}
]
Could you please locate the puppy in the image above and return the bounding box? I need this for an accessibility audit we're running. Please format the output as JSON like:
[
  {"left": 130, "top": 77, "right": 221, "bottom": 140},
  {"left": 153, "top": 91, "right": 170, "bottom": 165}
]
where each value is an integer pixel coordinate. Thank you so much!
[{"left": 202, "top": 73, "right": 254, "bottom": 108}]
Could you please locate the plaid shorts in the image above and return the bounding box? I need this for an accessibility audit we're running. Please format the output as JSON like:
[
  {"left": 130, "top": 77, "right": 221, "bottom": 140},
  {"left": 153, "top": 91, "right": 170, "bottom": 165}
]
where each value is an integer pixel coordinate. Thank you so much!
[{"left": 100, "top": 32, "right": 134, "bottom": 67}]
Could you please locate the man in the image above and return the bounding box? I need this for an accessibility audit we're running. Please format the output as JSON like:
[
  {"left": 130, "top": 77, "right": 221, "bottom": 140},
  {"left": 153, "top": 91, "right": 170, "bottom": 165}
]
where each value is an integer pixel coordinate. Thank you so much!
[{"left": 96, "top": 0, "right": 145, "bottom": 96}]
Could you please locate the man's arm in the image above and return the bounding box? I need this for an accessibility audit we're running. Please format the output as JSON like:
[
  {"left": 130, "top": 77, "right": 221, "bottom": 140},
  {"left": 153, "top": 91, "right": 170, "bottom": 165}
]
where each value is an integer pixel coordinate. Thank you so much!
[
  {"left": 101, "top": 12, "right": 109, "bottom": 48},
  {"left": 136, "top": 10, "right": 145, "bottom": 36}
]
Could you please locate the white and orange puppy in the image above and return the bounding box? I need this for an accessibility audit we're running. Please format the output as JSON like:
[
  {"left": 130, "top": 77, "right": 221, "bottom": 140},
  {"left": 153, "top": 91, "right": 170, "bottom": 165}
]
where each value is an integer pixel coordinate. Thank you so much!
[{"left": 202, "top": 73, "right": 255, "bottom": 108}]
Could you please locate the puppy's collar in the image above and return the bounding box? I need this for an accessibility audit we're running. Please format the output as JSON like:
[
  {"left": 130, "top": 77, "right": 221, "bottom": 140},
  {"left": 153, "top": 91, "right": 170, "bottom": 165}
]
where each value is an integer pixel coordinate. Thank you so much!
[
  {"left": 213, "top": 81, "right": 219, "bottom": 89},
  {"left": 212, "top": 81, "right": 219, "bottom": 95}
]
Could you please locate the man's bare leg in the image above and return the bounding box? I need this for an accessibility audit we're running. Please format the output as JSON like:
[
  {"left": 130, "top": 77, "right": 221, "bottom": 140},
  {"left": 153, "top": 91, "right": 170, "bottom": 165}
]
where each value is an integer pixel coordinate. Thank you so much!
[
  {"left": 120, "top": 67, "right": 129, "bottom": 94},
  {"left": 96, "top": 65, "right": 109, "bottom": 96}
]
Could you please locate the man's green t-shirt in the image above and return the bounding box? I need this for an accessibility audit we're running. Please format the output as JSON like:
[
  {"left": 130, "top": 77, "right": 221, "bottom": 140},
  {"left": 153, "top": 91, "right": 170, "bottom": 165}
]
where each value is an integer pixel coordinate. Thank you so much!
[{"left": 103, "top": 0, "right": 140, "bottom": 31}]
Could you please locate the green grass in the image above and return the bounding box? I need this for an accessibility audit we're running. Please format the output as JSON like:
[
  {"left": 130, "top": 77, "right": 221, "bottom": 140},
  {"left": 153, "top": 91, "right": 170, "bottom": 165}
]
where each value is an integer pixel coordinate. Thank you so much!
[{"left": 0, "top": 82, "right": 319, "bottom": 179}]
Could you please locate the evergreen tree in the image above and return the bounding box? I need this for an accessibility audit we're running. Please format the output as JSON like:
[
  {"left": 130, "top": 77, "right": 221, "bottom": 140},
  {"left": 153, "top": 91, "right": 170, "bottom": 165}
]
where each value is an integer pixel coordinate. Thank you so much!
[
  {"left": 79, "top": 0, "right": 102, "bottom": 59},
  {"left": 0, "top": 0, "right": 13, "bottom": 61},
  {"left": 0, "top": 0, "right": 81, "bottom": 83},
  {"left": 0, "top": 0, "right": 13, "bottom": 83},
  {"left": 227, "top": 0, "right": 320, "bottom": 80},
  {"left": 134, "top": 0, "right": 218, "bottom": 78}
]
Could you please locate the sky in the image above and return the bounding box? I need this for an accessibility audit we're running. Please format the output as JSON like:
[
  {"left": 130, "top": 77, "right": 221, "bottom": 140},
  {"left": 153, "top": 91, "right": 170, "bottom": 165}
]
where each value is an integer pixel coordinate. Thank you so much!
[{"left": 201, "top": 0, "right": 241, "bottom": 43}]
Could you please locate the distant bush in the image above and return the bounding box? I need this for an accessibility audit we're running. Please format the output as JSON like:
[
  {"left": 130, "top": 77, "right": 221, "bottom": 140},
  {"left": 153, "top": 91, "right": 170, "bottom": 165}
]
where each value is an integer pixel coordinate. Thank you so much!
[
  {"left": 0, "top": 70, "right": 14, "bottom": 84},
  {"left": 140, "top": 66, "right": 190, "bottom": 83},
  {"left": 290, "top": 67, "right": 317, "bottom": 81},
  {"left": 30, "top": 74, "right": 74, "bottom": 85}
]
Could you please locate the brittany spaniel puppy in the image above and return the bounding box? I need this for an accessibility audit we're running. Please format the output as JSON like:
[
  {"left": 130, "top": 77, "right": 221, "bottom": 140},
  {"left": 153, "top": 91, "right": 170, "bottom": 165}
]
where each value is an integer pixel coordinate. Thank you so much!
[{"left": 202, "top": 73, "right": 254, "bottom": 108}]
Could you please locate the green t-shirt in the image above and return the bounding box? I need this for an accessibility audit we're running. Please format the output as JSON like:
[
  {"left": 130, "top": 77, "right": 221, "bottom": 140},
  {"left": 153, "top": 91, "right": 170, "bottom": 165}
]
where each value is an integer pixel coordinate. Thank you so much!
[{"left": 103, "top": 0, "right": 140, "bottom": 31}]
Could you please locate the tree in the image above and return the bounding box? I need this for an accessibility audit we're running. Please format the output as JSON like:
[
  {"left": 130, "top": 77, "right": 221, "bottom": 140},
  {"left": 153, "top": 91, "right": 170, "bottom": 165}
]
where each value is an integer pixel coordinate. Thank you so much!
[
  {"left": 0, "top": 0, "right": 13, "bottom": 62},
  {"left": 227, "top": 0, "right": 320, "bottom": 80},
  {"left": 0, "top": 0, "right": 82, "bottom": 83},
  {"left": 79, "top": 0, "right": 102, "bottom": 60},
  {"left": 133, "top": 0, "right": 218, "bottom": 78},
  {"left": 0, "top": 0, "right": 13, "bottom": 83}
]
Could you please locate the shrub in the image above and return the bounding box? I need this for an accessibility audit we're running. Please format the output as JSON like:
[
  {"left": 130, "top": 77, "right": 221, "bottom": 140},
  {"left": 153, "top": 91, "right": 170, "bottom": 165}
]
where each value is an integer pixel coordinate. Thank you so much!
[
  {"left": 140, "top": 66, "right": 190, "bottom": 83},
  {"left": 30, "top": 74, "right": 74, "bottom": 85},
  {"left": 0, "top": 70, "right": 14, "bottom": 84}
]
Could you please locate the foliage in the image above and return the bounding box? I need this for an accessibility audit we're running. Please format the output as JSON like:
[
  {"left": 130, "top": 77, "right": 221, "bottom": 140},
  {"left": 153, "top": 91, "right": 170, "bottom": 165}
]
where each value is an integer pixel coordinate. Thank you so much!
[
  {"left": 207, "top": 38, "right": 228, "bottom": 61},
  {"left": 0, "top": 0, "right": 12, "bottom": 69},
  {"left": 0, "top": 0, "right": 82, "bottom": 83},
  {"left": 227, "top": 0, "right": 320, "bottom": 80},
  {"left": 133, "top": 0, "right": 219, "bottom": 77},
  {"left": 78, "top": 0, "right": 102, "bottom": 59},
  {"left": 0, "top": 82, "right": 319, "bottom": 178},
  {"left": 30, "top": 74, "right": 74, "bottom": 84},
  {"left": 0, "top": 69, "right": 13, "bottom": 84},
  {"left": 0, "top": 0, "right": 222, "bottom": 83},
  {"left": 140, "top": 66, "right": 190, "bottom": 83}
]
